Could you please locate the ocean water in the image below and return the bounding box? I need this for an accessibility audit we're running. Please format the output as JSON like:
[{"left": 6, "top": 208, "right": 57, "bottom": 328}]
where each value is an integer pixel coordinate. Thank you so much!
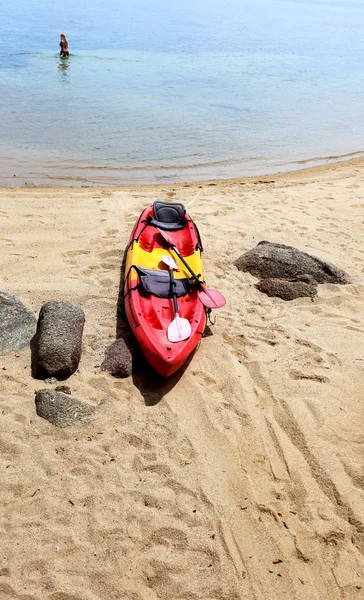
[{"left": 1, "top": 0, "right": 364, "bottom": 185}]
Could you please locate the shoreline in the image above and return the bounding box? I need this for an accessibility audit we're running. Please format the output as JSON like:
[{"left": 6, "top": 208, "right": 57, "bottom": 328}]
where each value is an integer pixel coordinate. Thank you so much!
[{"left": 2, "top": 154, "right": 364, "bottom": 190}]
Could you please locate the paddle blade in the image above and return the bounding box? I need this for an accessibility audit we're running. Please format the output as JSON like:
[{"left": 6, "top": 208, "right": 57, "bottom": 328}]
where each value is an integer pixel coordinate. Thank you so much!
[
  {"left": 167, "top": 314, "right": 191, "bottom": 342},
  {"left": 157, "top": 227, "right": 175, "bottom": 247},
  {"left": 198, "top": 286, "right": 226, "bottom": 309},
  {"left": 161, "top": 254, "right": 178, "bottom": 270}
]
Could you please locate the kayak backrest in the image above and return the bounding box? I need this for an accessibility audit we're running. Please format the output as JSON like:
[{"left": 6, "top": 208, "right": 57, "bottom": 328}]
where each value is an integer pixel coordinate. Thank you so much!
[{"left": 150, "top": 201, "right": 186, "bottom": 231}]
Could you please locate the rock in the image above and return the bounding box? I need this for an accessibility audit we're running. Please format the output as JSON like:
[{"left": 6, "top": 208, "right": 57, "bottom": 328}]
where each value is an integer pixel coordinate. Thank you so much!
[
  {"left": 235, "top": 242, "right": 350, "bottom": 284},
  {"left": 256, "top": 278, "right": 318, "bottom": 301},
  {"left": 0, "top": 292, "right": 37, "bottom": 355},
  {"left": 35, "top": 389, "right": 95, "bottom": 427},
  {"left": 101, "top": 338, "right": 137, "bottom": 378},
  {"left": 55, "top": 385, "right": 72, "bottom": 395},
  {"left": 33, "top": 302, "right": 85, "bottom": 378}
]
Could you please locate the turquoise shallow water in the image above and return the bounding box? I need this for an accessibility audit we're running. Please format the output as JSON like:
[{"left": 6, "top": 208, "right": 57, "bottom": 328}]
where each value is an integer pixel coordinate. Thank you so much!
[{"left": 2, "top": 0, "right": 364, "bottom": 185}]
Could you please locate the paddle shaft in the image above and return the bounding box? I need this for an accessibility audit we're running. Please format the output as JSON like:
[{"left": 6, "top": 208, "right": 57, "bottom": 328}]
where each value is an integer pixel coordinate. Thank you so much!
[
  {"left": 168, "top": 243, "right": 223, "bottom": 307},
  {"left": 168, "top": 269, "right": 179, "bottom": 314},
  {"left": 157, "top": 226, "right": 226, "bottom": 309},
  {"left": 169, "top": 244, "right": 204, "bottom": 288},
  {"left": 157, "top": 227, "right": 203, "bottom": 286}
]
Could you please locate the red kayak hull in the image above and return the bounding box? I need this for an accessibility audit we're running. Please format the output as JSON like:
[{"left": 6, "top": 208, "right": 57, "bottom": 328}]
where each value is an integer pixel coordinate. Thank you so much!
[{"left": 124, "top": 205, "right": 206, "bottom": 377}]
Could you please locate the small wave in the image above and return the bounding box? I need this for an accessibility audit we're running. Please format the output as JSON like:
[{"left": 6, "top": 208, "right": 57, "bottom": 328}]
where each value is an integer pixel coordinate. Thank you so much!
[
  {"left": 295, "top": 150, "right": 364, "bottom": 165},
  {"left": 211, "top": 104, "right": 251, "bottom": 113},
  {"left": 51, "top": 155, "right": 268, "bottom": 173}
]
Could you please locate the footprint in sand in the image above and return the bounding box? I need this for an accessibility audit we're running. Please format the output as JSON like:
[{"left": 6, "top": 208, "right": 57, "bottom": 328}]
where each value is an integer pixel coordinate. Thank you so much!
[
  {"left": 123, "top": 433, "right": 145, "bottom": 449},
  {"left": 133, "top": 456, "right": 171, "bottom": 477},
  {"left": 98, "top": 249, "right": 122, "bottom": 260},
  {"left": 222, "top": 332, "right": 247, "bottom": 359},
  {"left": 0, "top": 582, "right": 37, "bottom": 599},
  {"left": 103, "top": 228, "right": 119, "bottom": 237},
  {"left": 191, "top": 370, "right": 217, "bottom": 387},
  {"left": 64, "top": 249, "right": 91, "bottom": 258},
  {"left": 150, "top": 526, "right": 189, "bottom": 550},
  {"left": 137, "top": 487, "right": 176, "bottom": 510},
  {"left": 98, "top": 277, "right": 116, "bottom": 288},
  {"left": 345, "top": 324, "right": 364, "bottom": 333},
  {"left": 295, "top": 338, "right": 322, "bottom": 353},
  {"left": 289, "top": 369, "right": 329, "bottom": 383}
]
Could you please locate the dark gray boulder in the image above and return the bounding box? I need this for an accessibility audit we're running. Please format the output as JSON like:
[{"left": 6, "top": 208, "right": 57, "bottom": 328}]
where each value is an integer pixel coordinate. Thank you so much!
[
  {"left": 33, "top": 301, "right": 85, "bottom": 378},
  {"left": 0, "top": 292, "right": 36, "bottom": 355},
  {"left": 256, "top": 277, "right": 318, "bottom": 301},
  {"left": 101, "top": 337, "right": 137, "bottom": 378},
  {"left": 35, "top": 389, "right": 95, "bottom": 427},
  {"left": 235, "top": 241, "right": 350, "bottom": 284}
]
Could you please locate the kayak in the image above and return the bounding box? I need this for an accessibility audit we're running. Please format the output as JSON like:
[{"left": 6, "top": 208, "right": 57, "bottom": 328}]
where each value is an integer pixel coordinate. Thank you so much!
[{"left": 124, "top": 201, "right": 207, "bottom": 377}]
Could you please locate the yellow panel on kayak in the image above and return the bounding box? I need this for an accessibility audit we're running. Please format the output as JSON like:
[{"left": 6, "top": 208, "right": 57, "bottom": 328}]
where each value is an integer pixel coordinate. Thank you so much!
[{"left": 125, "top": 240, "right": 204, "bottom": 281}]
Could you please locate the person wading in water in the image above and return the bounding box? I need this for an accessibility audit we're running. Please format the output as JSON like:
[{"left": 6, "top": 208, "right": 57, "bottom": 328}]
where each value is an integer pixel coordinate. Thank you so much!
[{"left": 60, "top": 33, "right": 69, "bottom": 57}]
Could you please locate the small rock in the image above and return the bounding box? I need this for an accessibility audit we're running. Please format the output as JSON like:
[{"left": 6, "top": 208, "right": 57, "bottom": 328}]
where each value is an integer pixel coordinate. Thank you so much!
[
  {"left": 323, "top": 363, "right": 330, "bottom": 369},
  {"left": 0, "top": 292, "right": 37, "bottom": 355},
  {"left": 33, "top": 301, "right": 85, "bottom": 378},
  {"left": 35, "top": 389, "right": 95, "bottom": 427},
  {"left": 45, "top": 377, "right": 58, "bottom": 384},
  {"left": 55, "top": 385, "right": 72, "bottom": 395},
  {"left": 101, "top": 337, "right": 138, "bottom": 378},
  {"left": 256, "top": 278, "right": 317, "bottom": 301}
]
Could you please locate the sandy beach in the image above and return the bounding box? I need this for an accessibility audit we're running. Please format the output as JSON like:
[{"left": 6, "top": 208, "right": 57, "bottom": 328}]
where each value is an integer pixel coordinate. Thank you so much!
[{"left": 1, "top": 158, "right": 364, "bottom": 600}]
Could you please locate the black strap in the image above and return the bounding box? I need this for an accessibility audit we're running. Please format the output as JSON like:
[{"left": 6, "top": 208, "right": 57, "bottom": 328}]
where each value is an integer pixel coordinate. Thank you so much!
[
  {"left": 134, "top": 220, "right": 149, "bottom": 242},
  {"left": 193, "top": 221, "right": 203, "bottom": 252}
]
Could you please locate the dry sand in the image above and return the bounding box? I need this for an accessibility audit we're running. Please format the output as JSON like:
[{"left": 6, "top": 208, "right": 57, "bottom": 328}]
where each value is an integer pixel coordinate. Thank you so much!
[{"left": 0, "top": 158, "right": 364, "bottom": 600}]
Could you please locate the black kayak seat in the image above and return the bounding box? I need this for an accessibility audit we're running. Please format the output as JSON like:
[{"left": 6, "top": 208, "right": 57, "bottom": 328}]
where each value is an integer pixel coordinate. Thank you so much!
[
  {"left": 149, "top": 201, "right": 187, "bottom": 231},
  {"left": 135, "top": 266, "right": 190, "bottom": 298}
]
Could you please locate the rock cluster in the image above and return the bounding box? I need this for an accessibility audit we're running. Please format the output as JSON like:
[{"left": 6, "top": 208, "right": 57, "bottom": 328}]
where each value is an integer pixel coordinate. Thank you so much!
[
  {"left": 235, "top": 241, "right": 350, "bottom": 300},
  {"left": 1, "top": 291, "right": 138, "bottom": 428}
]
